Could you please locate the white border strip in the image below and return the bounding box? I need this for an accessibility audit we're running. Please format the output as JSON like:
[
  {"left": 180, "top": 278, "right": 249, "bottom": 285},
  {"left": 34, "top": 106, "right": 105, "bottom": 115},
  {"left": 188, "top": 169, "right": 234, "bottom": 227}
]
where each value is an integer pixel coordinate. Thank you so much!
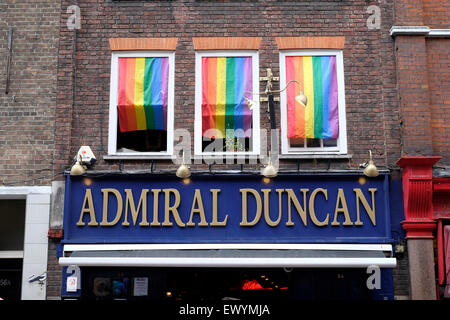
[
  {"left": 59, "top": 257, "right": 397, "bottom": 268},
  {"left": 0, "top": 186, "right": 51, "bottom": 196},
  {"left": 63, "top": 243, "right": 393, "bottom": 252},
  {"left": 428, "top": 29, "right": 450, "bottom": 37},
  {"left": 0, "top": 251, "right": 24, "bottom": 259},
  {"left": 390, "top": 26, "right": 430, "bottom": 36},
  {"left": 390, "top": 26, "right": 450, "bottom": 38}
]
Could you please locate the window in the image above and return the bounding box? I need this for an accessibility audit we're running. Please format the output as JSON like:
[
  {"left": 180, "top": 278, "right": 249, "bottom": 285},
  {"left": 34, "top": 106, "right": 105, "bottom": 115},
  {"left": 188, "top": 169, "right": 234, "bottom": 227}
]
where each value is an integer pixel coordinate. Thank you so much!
[
  {"left": 279, "top": 50, "right": 347, "bottom": 155},
  {"left": 194, "top": 51, "right": 260, "bottom": 156},
  {"left": 108, "top": 51, "right": 175, "bottom": 156}
]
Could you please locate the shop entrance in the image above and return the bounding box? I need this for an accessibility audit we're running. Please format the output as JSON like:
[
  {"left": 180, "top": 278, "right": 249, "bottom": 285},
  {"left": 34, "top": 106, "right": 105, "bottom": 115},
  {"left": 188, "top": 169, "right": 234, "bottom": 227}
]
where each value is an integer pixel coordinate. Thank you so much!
[{"left": 80, "top": 267, "right": 373, "bottom": 301}]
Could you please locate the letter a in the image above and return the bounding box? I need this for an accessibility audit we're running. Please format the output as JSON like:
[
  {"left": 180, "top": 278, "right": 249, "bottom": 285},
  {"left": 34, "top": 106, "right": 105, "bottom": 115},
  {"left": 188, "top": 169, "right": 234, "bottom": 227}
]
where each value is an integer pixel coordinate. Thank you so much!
[
  {"left": 366, "top": 265, "right": 381, "bottom": 290},
  {"left": 77, "top": 189, "right": 98, "bottom": 226}
]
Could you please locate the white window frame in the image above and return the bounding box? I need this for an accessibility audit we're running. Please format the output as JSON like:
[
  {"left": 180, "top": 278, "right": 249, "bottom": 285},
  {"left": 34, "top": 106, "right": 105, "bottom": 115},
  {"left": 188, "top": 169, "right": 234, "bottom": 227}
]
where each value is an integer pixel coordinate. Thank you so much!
[
  {"left": 108, "top": 51, "right": 175, "bottom": 158},
  {"left": 279, "top": 50, "right": 348, "bottom": 155},
  {"left": 194, "top": 50, "right": 260, "bottom": 156}
]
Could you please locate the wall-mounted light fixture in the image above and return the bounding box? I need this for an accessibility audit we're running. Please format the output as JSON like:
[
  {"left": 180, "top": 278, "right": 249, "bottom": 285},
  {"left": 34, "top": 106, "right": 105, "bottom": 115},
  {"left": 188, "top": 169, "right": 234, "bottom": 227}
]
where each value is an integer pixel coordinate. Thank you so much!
[
  {"left": 245, "top": 68, "right": 308, "bottom": 177},
  {"left": 245, "top": 68, "right": 307, "bottom": 112},
  {"left": 176, "top": 151, "right": 191, "bottom": 179},
  {"left": 262, "top": 152, "right": 278, "bottom": 178},
  {"left": 362, "top": 150, "right": 379, "bottom": 177},
  {"left": 70, "top": 154, "right": 87, "bottom": 176}
]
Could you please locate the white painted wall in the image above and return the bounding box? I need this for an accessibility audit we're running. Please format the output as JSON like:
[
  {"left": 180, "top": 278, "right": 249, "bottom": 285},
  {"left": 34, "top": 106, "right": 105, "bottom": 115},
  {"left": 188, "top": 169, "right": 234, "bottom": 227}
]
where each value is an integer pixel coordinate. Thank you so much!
[{"left": 0, "top": 186, "right": 51, "bottom": 300}]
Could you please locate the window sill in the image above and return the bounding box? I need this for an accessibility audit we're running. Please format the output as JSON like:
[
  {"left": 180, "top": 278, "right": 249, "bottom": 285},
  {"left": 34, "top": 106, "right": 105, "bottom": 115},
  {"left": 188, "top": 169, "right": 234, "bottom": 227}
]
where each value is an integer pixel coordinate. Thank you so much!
[
  {"left": 104, "top": 154, "right": 353, "bottom": 161},
  {"left": 279, "top": 154, "right": 352, "bottom": 160},
  {"left": 104, "top": 154, "right": 174, "bottom": 161}
]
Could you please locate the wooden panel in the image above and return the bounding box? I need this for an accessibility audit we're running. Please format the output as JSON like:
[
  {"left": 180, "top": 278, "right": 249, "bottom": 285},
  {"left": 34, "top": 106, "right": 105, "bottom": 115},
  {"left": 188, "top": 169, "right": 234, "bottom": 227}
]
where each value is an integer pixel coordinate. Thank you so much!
[
  {"left": 109, "top": 38, "right": 178, "bottom": 51},
  {"left": 193, "top": 37, "right": 262, "bottom": 50},
  {"left": 275, "top": 37, "right": 345, "bottom": 50}
]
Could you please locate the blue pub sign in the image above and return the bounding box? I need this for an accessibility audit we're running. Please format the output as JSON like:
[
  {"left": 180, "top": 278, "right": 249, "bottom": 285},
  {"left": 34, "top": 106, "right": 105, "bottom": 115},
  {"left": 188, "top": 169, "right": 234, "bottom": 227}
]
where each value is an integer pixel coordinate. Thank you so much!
[{"left": 62, "top": 173, "right": 393, "bottom": 244}]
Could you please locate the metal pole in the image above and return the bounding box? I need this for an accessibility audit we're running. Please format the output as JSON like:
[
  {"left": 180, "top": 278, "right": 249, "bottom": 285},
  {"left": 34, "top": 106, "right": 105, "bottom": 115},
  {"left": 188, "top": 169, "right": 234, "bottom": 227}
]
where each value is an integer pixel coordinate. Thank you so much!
[
  {"left": 268, "top": 94, "right": 276, "bottom": 130},
  {"left": 5, "top": 27, "right": 12, "bottom": 94},
  {"left": 268, "top": 94, "right": 279, "bottom": 165}
]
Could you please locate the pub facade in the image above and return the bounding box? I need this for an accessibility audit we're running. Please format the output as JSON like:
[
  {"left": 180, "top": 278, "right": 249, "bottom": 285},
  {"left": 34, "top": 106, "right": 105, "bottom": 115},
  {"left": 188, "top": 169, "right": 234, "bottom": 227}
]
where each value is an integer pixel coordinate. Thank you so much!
[{"left": 44, "top": 0, "right": 448, "bottom": 301}]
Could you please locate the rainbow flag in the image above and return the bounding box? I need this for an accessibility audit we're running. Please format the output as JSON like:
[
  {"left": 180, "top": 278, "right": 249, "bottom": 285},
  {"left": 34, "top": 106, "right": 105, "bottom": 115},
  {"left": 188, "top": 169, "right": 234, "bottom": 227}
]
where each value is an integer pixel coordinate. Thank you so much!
[
  {"left": 117, "top": 57, "right": 169, "bottom": 132},
  {"left": 202, "top": 57, "right": 253, "bottom": 139},
  {"left": 286, "top": 56, "right": 339, "bottom": 139}
]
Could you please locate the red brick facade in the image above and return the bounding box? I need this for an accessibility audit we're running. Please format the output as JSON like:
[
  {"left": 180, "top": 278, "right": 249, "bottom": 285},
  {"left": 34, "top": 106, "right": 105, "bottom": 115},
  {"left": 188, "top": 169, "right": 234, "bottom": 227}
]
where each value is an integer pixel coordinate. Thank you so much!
[
  {"left": 0, "top": 0, "right": 60, "bottom": 186},
  {"left": 53, "top": 0, "right": 402, "bottom": 178},
  {"left": 427, "top": 38, "right": 450, "bottom": 163},
  {"left": 393, "top": 0, "right": 450, "bottom": 164},
  {"left": 45, "top": 0, "right": 408, "bottom": 300},
  {"left": 13, "top": 0, "right": 442, "bottom": 300}
]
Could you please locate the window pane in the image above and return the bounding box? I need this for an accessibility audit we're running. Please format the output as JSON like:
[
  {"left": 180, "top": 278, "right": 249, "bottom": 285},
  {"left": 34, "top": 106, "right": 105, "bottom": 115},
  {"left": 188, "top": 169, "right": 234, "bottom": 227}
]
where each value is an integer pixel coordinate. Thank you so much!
[
  {"left": 115, "top": 56, "right": 170, "bottom": 153},
  {"left": 0, "top": 200, "right": 25, "bottom": 251},
  {"left": 323, "top": 139, "right": 337, "bottom": 147},
  {"left": 201, "top": 57, "right": 253, "bottom": 150},
  {"left": 285, "top": 55, "right": 339, "bottom": 140},
  {"left": 202, "top": 137, "right": 251, "bottom": 153},
  {"left": 117, "top": 128, "right": 167, "bottom": 152},
  {"left": 289, "top": 138, "right": 304, "bottom": 148},
  {"left": 306, "top": 138, "right": 321, "bottom": 148}
]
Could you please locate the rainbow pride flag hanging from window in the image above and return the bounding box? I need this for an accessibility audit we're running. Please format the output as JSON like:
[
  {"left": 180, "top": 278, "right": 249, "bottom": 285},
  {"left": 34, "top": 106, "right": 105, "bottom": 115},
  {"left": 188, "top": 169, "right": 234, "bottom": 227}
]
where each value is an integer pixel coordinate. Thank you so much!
[
  {"left": 117, "top": 57, "right": 169, "bottom": 133},
  {"left": 202, "top": 57, "right": 253, "bottom": 139},
  {"left": 286, "top": 56, "right": 339, "bottom": 139}
]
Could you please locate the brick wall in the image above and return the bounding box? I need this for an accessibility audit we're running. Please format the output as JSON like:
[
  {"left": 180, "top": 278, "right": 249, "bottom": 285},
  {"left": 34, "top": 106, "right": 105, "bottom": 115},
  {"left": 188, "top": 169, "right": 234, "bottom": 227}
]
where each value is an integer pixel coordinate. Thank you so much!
[
  {"left": 53, "top": 0, "right": 402, "bottom": 176},
  {"left": 427, "top": 38, "right": 450, "bottom": 164},
  {"left": 0, "top": 0, "right": 60, "bottom": 186},
  {"left": 393, "top": 0, "right": 450, "bottom": 164},
  {"left": 394, "top": 35, "right": 434, "bottom": 156},
  {"left": 422, "top": 0, "right": 450, "bottom": 29},
  {"left": 51, "top": 0, "right": 405, "bottom": 299},
  {"left": 46, "top": 239, "right": 62, "bottom": 300},
  {"left": 393, "top": 245, "right": 411, "bottom": 299}
]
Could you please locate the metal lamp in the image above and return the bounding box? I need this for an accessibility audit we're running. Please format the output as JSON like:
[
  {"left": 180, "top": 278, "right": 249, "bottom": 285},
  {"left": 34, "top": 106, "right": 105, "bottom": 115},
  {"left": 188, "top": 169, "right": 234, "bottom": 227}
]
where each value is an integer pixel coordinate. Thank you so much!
[
  {"left": 176, "top": 151, "right": 191, "bottom": 179},
  {"left": 262, "top": 152, "right": 277, "bottom": 178},
  {"left": 363, "top": 150, "right": 379, "bottom": 177},
  {"left": 70, "top": 155, "right": 87, "bottom": 176},
  {"left": 295, "top": 92, "right": 308, "bottom": 107}
]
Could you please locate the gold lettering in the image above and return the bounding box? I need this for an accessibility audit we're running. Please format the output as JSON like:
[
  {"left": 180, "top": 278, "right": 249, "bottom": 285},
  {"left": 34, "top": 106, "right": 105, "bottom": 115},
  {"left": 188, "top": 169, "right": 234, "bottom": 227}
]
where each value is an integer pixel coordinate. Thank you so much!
[
  {"left": 309, "top": 188, "right": 329, "bottom": 226},
  {"left": 100, "top": 188, "right": 123, "bottom": 226},
  {"left": 331, "top": 188, "right": 353, "bottom": 226},
  {"left": 210, "top": 189, "right": 228, "bottom": 227},
  {"left": 285, "top": 189, "right": 308, "bottom": 226},
  {"left": 187, "top": 189, "right": 208, "bottom": 227},
  {"left": 122, "top": 189, "right": 149, "bottom": 227},
  {"left": 163, "top": 189, "right": 185, "bottom": 227},
  {"left": 354, "top": 188, "right": 377, "bottom": 226},
  {"left": 76, "top": 189, "right": 98, "bottom": 226},
  {"left": 150, "top": 189, "right": 161, "bottom": 227},
  {"left": 240, "top": 188, "right": 262, "bottom": 226},
  {"left": 262, "top": 189, "right": 283, "bottom": 227}
]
